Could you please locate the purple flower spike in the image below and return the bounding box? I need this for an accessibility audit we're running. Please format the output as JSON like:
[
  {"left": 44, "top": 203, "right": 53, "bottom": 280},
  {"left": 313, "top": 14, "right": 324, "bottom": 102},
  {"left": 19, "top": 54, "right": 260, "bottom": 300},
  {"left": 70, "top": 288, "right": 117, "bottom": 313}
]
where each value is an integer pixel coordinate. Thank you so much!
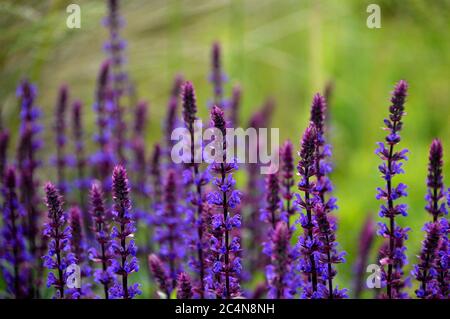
[
  {"left": 110, "top": 165, "right": 140, "bottom": 299},
  {"left": 53, "top": 85, "right": 69, "bottom": 195},
  {"left": 165, "top": 75, "right": 183, "bottom": 162},
  {"left": 176, "top": 272, "right": 193, "bottom": 299},
  {"left": 412, "top": 222, "right": 443, "bottom": 298},
  {"left": 181, "top": 81, "right": 211, "bottom": 298},
  {"left": 295, "top": 123, "right": 320, "bottom": 297},
  {"left": 1, "top": 167, "right": 29, "bottom": 298},
  {"left": 280, "top": 140, "right": 295, "bottom": 226},
  {"left": 16, "top": 79, "right": 42, "bottom": 292},
  {"left": 375, "top": 80, "right": 410, "bottom": 299},
  {"left": 207, "top": 105, "right": 242, "bottom": 299},
  {"left": 91, "top": 61, "right": 115, "bottom": 192},
  {"left": 266, "top": 222, "right": 296, "bottom": 299},
  {"left": 261, "top": 172, "right": 281, "bottom": 229},
  {"left": 43, "top": 182, "right": 75, "bottom": 299},
  {"left": 68, "top": 206, "right": 92, "bottom": 298},
  {"left": 425, "top": 139, "right": 447, "bottom": 222},
  {"left": 88, "top": 182, "right": 114, "bottom": 299},
  {"left": 154, "top": 170, "right": 186, "bottom": 291},
  {"left": 148, "top": 254, "right": 170, "bottom": 298},
  {"left": 150, "top": 144, "right": 162, "bottom": 204},
  {"left": 230, "top": 85, "right": 241, "bottom": 126}
]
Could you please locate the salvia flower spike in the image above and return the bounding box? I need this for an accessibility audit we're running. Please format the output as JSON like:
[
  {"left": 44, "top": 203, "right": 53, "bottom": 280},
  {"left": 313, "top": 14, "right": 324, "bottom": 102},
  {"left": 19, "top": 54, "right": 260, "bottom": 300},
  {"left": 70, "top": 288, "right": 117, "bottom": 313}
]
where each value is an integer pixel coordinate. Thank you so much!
[
  {"left": 354, "top": 215, "right": 376, "bottom": 298},
  {"left": 148, "top": 254, "right": 170, "bottom": 298},
  {"left": 181, "top": 81, "right": 210, "bottom": 298},
  {"left": 1, "top": 167, "right": 29, "bottom": 298},
  {"left": 53, "top": 85, "right": 69, "bottom": 194},
  {"left": 280, "top": 140, "right": 295, "bottom": 227},
  {"left": 375, "top": 80, "right": 410, "bottom": 299},
  {"left": 110, "top": 165, "right": 140, "bottom": 299},
  {"left": 43, "top": 182, "right": 75, "bottom": 299},
  {"left": 295, "top": 122, "right": 320, "bottom": 297},
  {"left": 425, "top": 139, "right": 447, "bottom": 222},
  {"left": 206, "top": 105, "right": 242, "bottom": 299},
  {"left": 88, "top": 182, "right": 114, "bottom": 299},
  {"left": 176, "top": 272, "right": 193, "bottom": 299}
]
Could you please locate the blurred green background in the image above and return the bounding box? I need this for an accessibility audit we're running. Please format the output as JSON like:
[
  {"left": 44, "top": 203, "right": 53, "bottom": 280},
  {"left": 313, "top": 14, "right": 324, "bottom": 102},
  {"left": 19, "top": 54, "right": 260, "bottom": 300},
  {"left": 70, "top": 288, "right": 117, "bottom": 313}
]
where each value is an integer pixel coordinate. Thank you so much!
[{"left": 0, "top": 0, "right": 449, "bottom": 298}]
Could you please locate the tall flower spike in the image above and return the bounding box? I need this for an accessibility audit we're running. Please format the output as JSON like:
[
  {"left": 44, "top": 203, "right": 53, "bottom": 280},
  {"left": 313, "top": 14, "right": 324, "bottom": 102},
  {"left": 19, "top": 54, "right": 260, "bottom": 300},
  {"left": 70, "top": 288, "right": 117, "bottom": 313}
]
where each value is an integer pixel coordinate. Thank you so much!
[
  {"left": 310, "top": 93, "right": 346, "bottom": 299},
  {"left": 53, "top": 85, "right": 69, "bottom": 194},
  {"left": 150, "top": 143, "right": 162, "bottom": 205},
  {"left": 207, "top": 105, "right": 242, "bottom": 299},
  {"left": 176, "top": 272, "right": 193, "bottom": 299},
  {"left": 261, "top": 172, "right": 281, "bottom": 229},
  {"left": 353, "top": 215, "right": 376, "bottom": 298},
  {"left": 425, "top": 139, "right": 447, "bottom": 222},
  {"left": 68, "top": 206, "right": 92, "bottom": 298},
  {"left": 1, "top": 167, "right": 29, "bottom": 298},
  {"left": 280, "top": 140, "right": 295, "bottom": 226},
  {"left": 375, "top": 80, "right": 410, "bottom": 299},
  {"left": 16, "top": 79, "right": 42, "bottom": 295},
  {"left": 295, "top": 123, "right": 320, "bottom": 298},
  {"left": 110, "top": 166, "right": 140, "bottom": 299},
  {"left": 412, "top": 222, "right": 442, "bottom": 298},
  {"left": 91, "top": 61, "right": 114, "bottom": 192},
  {"left": 88, "top": 182, "right": 114, "bottom": 299},
  {"left": 230, "top": 85, "right": 241, "bottom": 126},
  {"left": 43, "top": 182, "right": 75, "bottom": 299},
  {"left": 181, "top": 81, "right": 210, "bottom": 298},
  {"left": 154, "top": 170, "right": 186, "bottom": 291},
  {"left": 104, "top": 0, "right": 128, "bottom": 164}
]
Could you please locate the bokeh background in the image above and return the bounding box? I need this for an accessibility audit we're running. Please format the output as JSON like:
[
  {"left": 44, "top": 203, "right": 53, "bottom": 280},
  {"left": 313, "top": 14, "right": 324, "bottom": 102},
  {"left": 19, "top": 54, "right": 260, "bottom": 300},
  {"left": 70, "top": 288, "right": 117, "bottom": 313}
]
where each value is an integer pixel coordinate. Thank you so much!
[{"left": 0, "top": 0, "right": 449, "bottom": 298}]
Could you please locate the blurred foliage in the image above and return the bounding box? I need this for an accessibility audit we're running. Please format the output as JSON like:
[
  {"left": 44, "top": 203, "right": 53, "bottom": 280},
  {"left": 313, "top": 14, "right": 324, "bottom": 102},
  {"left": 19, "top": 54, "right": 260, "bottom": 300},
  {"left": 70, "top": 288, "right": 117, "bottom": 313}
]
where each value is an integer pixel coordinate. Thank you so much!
[{"left": 0, "top": 0, "right": 449, "bottom": 298}]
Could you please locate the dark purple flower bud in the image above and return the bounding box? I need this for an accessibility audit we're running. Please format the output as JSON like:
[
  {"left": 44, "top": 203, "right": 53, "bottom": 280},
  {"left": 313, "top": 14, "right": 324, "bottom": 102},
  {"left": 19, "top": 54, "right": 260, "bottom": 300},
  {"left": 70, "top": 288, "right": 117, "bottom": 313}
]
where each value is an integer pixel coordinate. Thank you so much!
[
  {"left": 353, "top": 215, "right": 376, "bottom": 298},
  {"left": 1, "top": 167, "right": 29, "bottom": 298},
  {"left": 150, "top": 144, "right": 162, "bottom": 204},
  {"left": 211, "top": 105, "right": 226, "bottom": 136},
  {"left": 280, "top": 140, "right": 295, "bottom": 224},
  {"left": 425, "top": 139, "right": 446, "bottom": 221},
  {"left": 148, "top": 254, "right": 170, "bottom": 298},
  {"left": 210, "top": 42, "right": 226, "bottom": 107},
  {"left": 110, "top": 165, "right": 140, "bottom": 299},
  {"left": 164, "top": 75, "right": 183, "bottom": 162},
  {"left": 310, "top": 93, "right": 326, "bottom": 137},
  {"left": 43, "top": 182, "right": 75, "bottom": 299},
  {"left": 375, "top": 80, "right": 409, "bottom": 299},
  {"left": 261, "top": 172, "right": 281, "bottom": 229},
  {"left": 131, "top": 101, "right": 149, "bottom": 201},
  {"left": 176, "top": 272, "right": 193, "bottom": 299},
  {"left": 181, "top": 81, "right": 198, "bottom": 127}
]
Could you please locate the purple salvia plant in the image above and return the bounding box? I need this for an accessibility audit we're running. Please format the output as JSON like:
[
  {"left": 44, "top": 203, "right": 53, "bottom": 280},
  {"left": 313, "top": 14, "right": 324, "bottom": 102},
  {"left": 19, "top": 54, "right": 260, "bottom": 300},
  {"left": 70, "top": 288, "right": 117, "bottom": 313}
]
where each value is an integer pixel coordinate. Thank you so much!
[
  {"left": 110, "top": 165, "right": 140, "bottom": 299},
  {"left": 207, "top": 106, "right": 242, "bottom": 299},
  {"left": 375, "top": 80, "right": 410, "bottom": 299},
  {"left": 295, "top": 123, "right": 320, "bottom": 298},
  {"left": 72, "top": 100, "right": 91, "bottom": 237},
  {"left": 1, "top": 167, "right": 29, "bottom": 298},
  {"left": 353, "top": 215, "right": 376, "bottom": 298},
  {"left": 261, "top": 172, "right": 281, "bottom": 229},
  {"left": 131, "top": 101, "right": 149, "bottom": 199},
  {"left": 148, "top": 254, "right": 170, "bottom": 298},
  {"left": 176, "top": 272, "right": 193, "bottom": 299},
  {"left": 412, "top": 139, "right": 448, "bottom": 298},
  {"left": 149, "top": 143, "right": 162, "bottom": 208},
  {"left": 104, "top": 0, "right": 128, "bottom": 164},
  {"left": 68, "top": 206, "right": 92, "bottom": 298},
  {"left": 91, "top": 61, "right": 115, "bottom": 192},
  {"left": 88, "top": 182, "right": 114, "bottom": 299},
  {"left": 434, "top": 218, "right": 448, "bottom": 297},
  {"left": 154, "top": 169, "right": 185, "bottom": 291},
  {"left": 53, "top": 85, "right": 69, "bottom": 195},
  {"left": 42, "top": 182, "right": 75, "bottom": 299},
  {"left": 16, "top": 80, "right": 42, "bottom": 295},
  {"left": 181, "top": 81, "right": 211, "bottom": 298},
  {"left": 310, "top": 93, "right": 346, "bottom": 299}
]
